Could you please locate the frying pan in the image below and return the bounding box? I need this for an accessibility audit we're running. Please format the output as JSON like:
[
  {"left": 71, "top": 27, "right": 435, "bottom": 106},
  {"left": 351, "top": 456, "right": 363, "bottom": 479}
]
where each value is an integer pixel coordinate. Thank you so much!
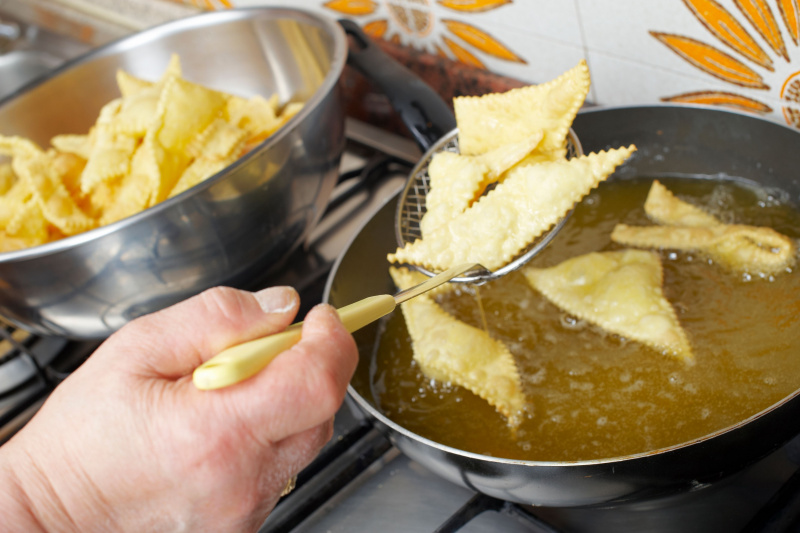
[{"left": 325, "top": 104, "right": 800, "bottom": 506}]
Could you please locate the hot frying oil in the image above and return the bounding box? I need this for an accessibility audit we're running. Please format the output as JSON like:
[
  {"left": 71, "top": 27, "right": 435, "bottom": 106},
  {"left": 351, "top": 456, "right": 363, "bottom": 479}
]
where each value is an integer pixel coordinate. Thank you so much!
[{"left": 371, "top": 177, "right": 800, "bottom": 461}]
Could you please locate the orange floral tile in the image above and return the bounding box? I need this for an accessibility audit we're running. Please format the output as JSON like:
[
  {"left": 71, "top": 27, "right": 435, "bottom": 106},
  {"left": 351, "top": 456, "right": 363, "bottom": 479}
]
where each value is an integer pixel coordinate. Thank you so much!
[
  {"left": 653, "top": 0, "right": 800, "bottom": 127},
  {"left": 323, "top": 0, "right": 525, "bottom": 69}
]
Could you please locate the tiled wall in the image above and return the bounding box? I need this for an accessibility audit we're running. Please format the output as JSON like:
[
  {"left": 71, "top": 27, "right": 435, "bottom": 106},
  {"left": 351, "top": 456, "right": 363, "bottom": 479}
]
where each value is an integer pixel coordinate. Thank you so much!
[{"left": 170, "top": 0, "right": 800, "bottom": 129}]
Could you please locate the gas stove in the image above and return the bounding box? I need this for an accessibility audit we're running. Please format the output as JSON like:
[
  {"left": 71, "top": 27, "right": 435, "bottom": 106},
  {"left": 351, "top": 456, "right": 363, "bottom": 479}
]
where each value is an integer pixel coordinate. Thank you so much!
[
  {"left": 0, "top": 110, "right": 799, "bottom": 532},
  {"left": 2, "top": 12, "right": 800, "bottom": 527}
]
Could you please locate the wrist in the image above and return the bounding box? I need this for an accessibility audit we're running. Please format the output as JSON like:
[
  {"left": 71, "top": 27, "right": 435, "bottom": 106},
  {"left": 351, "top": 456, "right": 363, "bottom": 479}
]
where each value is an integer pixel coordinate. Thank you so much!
[{"left": 0, "top": 439, "right": 49, "bottom": 532}]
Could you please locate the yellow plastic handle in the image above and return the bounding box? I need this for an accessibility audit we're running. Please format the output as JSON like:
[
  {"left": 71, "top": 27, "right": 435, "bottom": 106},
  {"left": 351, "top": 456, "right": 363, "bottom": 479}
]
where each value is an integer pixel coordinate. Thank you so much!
[{"left": 192, "top": 294, "right": 397, "bottom": 390}]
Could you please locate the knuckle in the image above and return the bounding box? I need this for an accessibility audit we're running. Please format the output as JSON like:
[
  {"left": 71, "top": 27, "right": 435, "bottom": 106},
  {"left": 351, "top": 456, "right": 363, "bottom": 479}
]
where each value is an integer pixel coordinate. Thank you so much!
[
  {"left": 198, "top": 286, "right": 248, "bottom": 322},
  {"left": 311, "top": 419, "right": 335, "bottom": 448},
  {"left": 292, "top": 420, "right": 335, "bottom": 464},
  {"left": 312, "top": 366, "right": 345, "bottom": 416}
]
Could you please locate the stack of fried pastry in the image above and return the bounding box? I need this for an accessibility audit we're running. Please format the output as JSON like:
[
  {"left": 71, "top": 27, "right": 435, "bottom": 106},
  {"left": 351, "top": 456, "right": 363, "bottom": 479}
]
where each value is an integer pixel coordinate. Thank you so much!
[
  {"left": 387, "top": 60, "right": 637, "bottom": 427},
  {"left": 0, "top": 55, "right": 301, "bottom": 253}
]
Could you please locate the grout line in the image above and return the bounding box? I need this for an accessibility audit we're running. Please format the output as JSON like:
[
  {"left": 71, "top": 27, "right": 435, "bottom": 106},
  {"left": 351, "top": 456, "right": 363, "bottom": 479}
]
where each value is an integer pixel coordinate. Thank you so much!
[
  {"left": 572, "top": 0, "right": 596, "bottom": 104},
  {"left": 51, "top": 0, "right": 197, "bottom": 31}
]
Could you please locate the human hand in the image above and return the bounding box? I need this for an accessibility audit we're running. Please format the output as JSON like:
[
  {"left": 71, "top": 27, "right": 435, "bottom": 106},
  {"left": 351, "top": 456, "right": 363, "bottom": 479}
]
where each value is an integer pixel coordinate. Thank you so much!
[{"left": 0, "top": 286, "right": 358, "bottom": 532}]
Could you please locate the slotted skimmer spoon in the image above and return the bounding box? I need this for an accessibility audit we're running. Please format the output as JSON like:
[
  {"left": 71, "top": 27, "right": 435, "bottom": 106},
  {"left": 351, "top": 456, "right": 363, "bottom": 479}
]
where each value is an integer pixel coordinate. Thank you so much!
[
  {"left": 192, "top": 20, "right": 582, "bottom": 390},
  {"left": 193, "top": 131, "right": 583, "bottom": 391},
  {"left": 192, "top": 262, "right": 479, "bottom": 390},
  {"left": 193, "top": 130, "right": 583, "bottom": 391},
  {"left": 395, "top": 128, "right": 583, "bottom": 285}
]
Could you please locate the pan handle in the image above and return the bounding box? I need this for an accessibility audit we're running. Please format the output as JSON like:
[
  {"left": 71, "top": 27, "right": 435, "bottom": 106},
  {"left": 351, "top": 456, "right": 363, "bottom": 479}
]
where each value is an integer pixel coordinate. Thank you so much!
[{"left": 339, "top": 18, "right": 456, "bottom": 152}]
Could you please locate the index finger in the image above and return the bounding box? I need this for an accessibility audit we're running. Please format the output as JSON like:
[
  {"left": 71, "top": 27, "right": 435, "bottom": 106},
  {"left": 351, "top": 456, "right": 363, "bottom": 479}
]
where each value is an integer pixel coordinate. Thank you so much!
[{"left": 100, "top": 286, "right": 300, "bottom": 379}]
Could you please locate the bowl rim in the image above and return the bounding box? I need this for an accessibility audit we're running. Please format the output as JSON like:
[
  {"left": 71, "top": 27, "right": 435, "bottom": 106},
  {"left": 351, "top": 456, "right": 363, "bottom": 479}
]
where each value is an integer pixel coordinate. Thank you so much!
[{"left": 0, "top": 6, "right": 348, "bottom": 263}]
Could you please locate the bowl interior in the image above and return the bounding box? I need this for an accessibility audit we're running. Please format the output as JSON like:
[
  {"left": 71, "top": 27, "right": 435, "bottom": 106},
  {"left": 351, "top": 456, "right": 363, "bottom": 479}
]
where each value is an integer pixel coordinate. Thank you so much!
[{"left": 0, "top": 8, "right": 341, "bottom": 145}]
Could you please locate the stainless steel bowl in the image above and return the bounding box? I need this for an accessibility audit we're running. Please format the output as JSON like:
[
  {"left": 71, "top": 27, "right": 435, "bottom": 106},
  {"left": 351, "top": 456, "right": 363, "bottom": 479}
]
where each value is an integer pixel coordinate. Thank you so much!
[{"left": 0, "top": 8, "right": 348, "bottom": 339}]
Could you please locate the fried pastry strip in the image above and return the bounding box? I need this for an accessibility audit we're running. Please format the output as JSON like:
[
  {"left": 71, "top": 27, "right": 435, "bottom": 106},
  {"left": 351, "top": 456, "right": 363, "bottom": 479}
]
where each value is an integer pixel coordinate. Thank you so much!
[
  {"left": 389, "top": 145, "right": 636, "bottom": 272},
  {"left": 1, "top": 137, "right": 96, "bottom": 237},
  {"left": 611, "top": 224, "right": 795, "bottom": 274},
  {"left": 453, "top": 59, "right": 589, "bottom": 158},
  {"left": 644, "top": 180, "right": 720, "bottom": 227},
  {"left": 421, "top": 133, "right": 542, "bottom": 236},
  {"left": 390, "top": 267, "right": 526, "bottom": 427},
  {"left": 524, "top": 250, "right": 694, "bottom": 364},
  {"left": 13, "top": 151, "right": 96, "bottom": 236},
  {"left": 612, "top": 180, "right": 796, "bottom": 275}
]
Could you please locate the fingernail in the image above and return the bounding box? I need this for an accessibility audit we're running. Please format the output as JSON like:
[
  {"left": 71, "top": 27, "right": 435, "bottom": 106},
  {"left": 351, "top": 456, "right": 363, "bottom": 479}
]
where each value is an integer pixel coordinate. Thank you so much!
[
  {"left": 316, "top": 303, "right": 341, "bottom": 321},
  {"left": 254, "top": 286, "right": 298, "bottom": 314},
  {"left": 309, "top": 303, "right": 344, "bottom": 327}
]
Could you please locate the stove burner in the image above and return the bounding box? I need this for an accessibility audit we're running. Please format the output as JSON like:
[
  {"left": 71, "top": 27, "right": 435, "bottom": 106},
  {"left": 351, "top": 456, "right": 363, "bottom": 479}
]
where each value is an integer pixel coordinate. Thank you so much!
[{"left": 0, "top": 318, "right": 65, "bottom": 395}]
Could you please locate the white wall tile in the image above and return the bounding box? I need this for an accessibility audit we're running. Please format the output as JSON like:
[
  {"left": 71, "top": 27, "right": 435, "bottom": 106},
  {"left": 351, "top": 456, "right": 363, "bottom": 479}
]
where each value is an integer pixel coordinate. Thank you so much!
[
  {"left": 578, "top": 0, "right": 699, "bottom": 62},
  {"left": 458, "top": 23, "right": 587, "bottom": 83},
  {"left": 450, "top": 0, "right": 583, "bottom": 46},
  {"left": 216, "top": 0, "right": 800, "bottom": 128},
  {"left": 587, "top": 51, "right": 783, "bottom": 126}
]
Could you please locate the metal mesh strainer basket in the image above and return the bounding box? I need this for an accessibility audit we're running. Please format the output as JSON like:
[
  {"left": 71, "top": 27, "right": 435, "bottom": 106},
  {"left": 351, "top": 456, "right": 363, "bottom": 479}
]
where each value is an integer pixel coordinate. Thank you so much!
[{"left": 395, "top": 128, "right": 583, "bottom": 284}]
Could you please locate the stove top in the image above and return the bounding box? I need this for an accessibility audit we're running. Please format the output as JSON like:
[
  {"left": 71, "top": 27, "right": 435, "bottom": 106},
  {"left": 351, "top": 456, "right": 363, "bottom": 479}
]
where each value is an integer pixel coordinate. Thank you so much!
[{"left": 1, "top": 118, "right": 800, "bottom": 533}]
